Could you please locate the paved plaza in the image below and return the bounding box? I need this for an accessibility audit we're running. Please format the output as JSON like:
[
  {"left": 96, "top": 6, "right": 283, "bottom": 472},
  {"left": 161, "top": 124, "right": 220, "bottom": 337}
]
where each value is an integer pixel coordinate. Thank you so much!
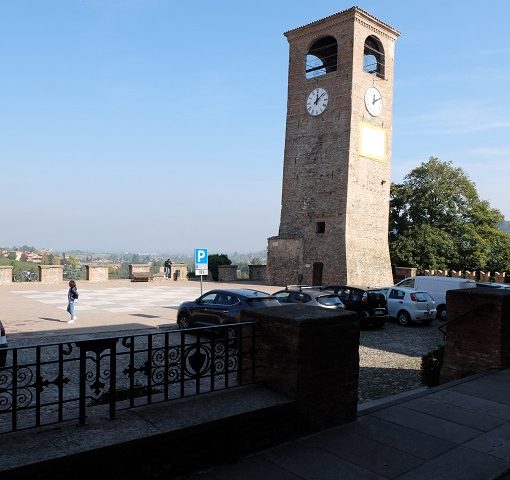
[{"left": 1, "top": 279, "right": 280, "bottom": 341}]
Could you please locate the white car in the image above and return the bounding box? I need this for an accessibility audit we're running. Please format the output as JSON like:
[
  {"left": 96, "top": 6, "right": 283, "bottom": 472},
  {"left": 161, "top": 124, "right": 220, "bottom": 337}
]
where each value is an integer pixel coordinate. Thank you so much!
[{"left": 383, "top": 287, "right": 436, "bottom": 326}]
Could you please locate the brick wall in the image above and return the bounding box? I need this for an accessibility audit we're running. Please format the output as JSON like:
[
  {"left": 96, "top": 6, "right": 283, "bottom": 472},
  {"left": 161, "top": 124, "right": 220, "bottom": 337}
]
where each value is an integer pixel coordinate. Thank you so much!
[
  {"left": 441, "top": 288, "right": 510, "bottom": 383},
  {"left": 242, "top": 304, "right": 360, "bottom": 431}
]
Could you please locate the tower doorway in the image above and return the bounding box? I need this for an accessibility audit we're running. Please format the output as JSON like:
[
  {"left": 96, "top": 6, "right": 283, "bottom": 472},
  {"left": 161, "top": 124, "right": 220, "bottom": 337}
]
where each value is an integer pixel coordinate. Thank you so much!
[{"left": 312, "top": 262, "right": 323, "bottom": 286}]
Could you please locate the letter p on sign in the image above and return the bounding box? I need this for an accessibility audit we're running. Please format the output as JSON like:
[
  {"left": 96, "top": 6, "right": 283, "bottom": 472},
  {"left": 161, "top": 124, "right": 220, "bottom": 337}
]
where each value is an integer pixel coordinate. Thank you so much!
[{"left": 194, "top": 248, "right": 208, "bottom": 266}]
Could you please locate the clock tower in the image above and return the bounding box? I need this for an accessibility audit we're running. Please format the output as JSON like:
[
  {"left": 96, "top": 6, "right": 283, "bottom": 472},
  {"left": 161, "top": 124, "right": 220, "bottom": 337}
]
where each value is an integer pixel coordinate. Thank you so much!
[{"left": 267, "top": 7, "right": 400, "bottom": 287}]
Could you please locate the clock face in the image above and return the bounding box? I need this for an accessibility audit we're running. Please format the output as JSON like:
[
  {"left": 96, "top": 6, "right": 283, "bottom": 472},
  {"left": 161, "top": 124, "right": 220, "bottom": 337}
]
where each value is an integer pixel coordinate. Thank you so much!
[
  {"left": 364, "top": 87, "right": 383, "bottom": 117},
  {"left": 306, "top": 88, "right": 329, "bottom": 116}
]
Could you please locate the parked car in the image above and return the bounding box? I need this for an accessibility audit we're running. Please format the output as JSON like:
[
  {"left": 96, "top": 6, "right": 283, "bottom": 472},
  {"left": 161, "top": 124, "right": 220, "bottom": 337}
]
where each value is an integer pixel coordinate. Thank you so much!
[
  {"left": 321, "top": 286, "right": 387, "bottom": 328},
  {"left": 271, "top": 285, "right": 346, "bottom": 310},
  {"left": 382, "top": 287, "right": 436, "bottom": 326},
  {"left": 395, "top": 276, "right": 476, "bottom": 321},
  {"left": 177, "top": 289, "right": 281, "bottom": 333}
]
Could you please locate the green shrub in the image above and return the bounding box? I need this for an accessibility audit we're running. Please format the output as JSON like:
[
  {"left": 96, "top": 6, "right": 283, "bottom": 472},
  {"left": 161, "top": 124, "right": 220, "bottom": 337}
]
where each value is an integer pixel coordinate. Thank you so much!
[{"left": 420, "top": 345, "right": 445, "bottom": 387}]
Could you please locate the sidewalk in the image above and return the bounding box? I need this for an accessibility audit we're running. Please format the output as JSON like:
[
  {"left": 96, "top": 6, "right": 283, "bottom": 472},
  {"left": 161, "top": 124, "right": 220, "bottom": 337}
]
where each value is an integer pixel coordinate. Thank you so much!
[{"left": 191, "top": 369, "right": 510, "bottom": 480}]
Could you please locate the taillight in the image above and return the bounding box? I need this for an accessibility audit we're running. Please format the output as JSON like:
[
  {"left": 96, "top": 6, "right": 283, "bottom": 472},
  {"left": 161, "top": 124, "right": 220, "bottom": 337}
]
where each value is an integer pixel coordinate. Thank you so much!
[{"left": 410, "top": 293, "right": 417, "bottom": 302}]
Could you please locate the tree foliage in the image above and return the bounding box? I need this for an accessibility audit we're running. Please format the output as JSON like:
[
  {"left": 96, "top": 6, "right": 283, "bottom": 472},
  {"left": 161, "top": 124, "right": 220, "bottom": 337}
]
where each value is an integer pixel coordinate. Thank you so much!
[{"left": 390, "top": 157, "right": 510, "bottom": 272}]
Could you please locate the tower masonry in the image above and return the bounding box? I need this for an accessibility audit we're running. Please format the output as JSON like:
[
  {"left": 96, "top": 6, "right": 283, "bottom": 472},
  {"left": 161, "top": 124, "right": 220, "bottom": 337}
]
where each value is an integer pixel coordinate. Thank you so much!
[{"left": 267, "top": 7, "right": 400, "bottom": 288}]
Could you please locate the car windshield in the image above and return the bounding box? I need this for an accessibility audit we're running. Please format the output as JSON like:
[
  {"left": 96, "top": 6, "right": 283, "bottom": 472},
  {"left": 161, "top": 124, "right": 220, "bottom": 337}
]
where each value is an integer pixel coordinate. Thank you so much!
[
  {"left": 247, "top": 298, "right": 281, "bottom": 308},
  {"left": 366, "top": 292, "right": 386, "bottom": 303},
  {"left": 317, "top": 295, "right": 343, "bottom": 306},
  {"left": 414, "top": 292, "right": 433, "bottom": 302}
]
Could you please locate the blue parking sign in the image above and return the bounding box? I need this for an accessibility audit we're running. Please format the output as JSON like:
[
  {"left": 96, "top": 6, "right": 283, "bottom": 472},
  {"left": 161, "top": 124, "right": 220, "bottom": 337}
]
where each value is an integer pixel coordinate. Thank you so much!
[{"left": 194, "top": 248, "right": 208, "bottom": 266}]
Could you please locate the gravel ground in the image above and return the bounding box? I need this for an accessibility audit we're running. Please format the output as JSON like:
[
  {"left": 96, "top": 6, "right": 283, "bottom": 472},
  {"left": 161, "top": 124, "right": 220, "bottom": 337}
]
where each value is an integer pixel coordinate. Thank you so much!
[{"left": 358, "top": 319, "right": 444, "bottom": 403}]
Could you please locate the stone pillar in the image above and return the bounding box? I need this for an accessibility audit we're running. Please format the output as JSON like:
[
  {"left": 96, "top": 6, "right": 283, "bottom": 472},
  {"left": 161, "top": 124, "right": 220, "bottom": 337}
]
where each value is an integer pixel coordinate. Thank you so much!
[
  {"left": 39, "top": 265, "right": 63, "bottom": 284},
  {"left": 242, "top": 305, "right": 359, "bottom": 432},
  {"left": 441, "top": 288, "right": 510, "bottom": 383},
  {"left": 451, "top": 270, "right": 463, "bottom": 278},
  {"left": 436, "top": 270, "right": 448, "bottom": 276},
  {"left": 249, "top": 265, "right": 267, "bottom": 282},
  {"left": 218, "top": 265, "right": 238, "bottom": 282},
  {"left": 0, "top": 266, "right": 13, "bottom": 284},
  {"left": 479, "top": 271, "right": 491, "bottom": 282},
  {"left": 495, "top": 272, "right": 506, "bottom": 284},
  {"left": 86, "top": 264, "right": 109, "bottom": 282},
  {"left": 424, "top": 270, "right": 434, "bottom": 276},
  {"left": 171, "top": 263, "right": 188, "bottom": 281}
]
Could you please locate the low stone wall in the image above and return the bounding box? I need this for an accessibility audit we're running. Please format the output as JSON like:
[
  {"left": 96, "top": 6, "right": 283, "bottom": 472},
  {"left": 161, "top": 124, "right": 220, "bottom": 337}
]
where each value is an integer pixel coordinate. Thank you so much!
[
  {"left": 39, "top": 265, "right": 63, "bottom": 284},
  {"left": 249, "top": 264, "right": 267, "bottom": 282},
  {"left": 218, "top": 265, "right": 238, "bottom": 282},
  {"left": 85, "top": 265, "right": 109, "bottom": 283},
  {"left": 441, "top": 288, "right": 510, "bottom": 383},
  {"left": 129, "top": 264, "right": 151, "bottom": 276},
  {"left": 0, "top": 266, "right": 13, "bottom": 284}
]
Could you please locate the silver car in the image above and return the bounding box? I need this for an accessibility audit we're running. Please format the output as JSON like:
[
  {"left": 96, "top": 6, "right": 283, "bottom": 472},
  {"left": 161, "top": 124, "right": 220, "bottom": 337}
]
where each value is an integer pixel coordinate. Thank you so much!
[
  {"left": 272, "top": 286, "right": 346, "bottom": 310},
  {"left": 384, "top": 287, "right": 436, "bottom": 326}
]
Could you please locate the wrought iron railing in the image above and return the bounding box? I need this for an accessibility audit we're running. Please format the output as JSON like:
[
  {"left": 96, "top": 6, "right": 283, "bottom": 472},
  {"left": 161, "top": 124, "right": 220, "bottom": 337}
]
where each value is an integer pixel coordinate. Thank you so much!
[{"left": 0, "top": 322, "right": 259, "bottom": 434}]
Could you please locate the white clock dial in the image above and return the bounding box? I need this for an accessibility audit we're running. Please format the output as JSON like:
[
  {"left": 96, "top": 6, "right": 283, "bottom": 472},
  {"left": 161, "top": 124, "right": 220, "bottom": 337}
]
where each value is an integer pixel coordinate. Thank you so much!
[
  {"left": 364, "top": 87, "right": 382, "bottom": 117},
  {"left": 306, "top": 87, "right": 329, "bottom": 116}
]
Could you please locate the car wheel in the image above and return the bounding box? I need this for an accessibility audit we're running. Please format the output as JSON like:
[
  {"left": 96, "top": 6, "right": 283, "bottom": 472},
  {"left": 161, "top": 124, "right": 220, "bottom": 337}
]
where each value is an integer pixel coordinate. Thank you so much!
[
  {"left": 177, "top": 313, "right": 191, "bottom": 329},
  {"left": 397, "top": 311, "right": 411, "bottom": 327},
  {"left": 437, "top": 307, "right": 447, "bottom": 322}
]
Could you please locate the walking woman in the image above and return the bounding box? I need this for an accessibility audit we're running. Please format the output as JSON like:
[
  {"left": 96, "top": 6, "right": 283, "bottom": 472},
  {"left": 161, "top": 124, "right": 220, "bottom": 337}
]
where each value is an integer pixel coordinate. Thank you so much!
[{"left": 67, "top": 280, "right": 79, "bottom": 324}]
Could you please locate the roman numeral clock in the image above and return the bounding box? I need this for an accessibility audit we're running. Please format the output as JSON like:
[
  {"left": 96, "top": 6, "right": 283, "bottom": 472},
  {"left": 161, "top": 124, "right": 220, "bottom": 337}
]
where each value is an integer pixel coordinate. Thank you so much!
[{"left": 267, "top": 7, "right": 400, "bottom": 287}]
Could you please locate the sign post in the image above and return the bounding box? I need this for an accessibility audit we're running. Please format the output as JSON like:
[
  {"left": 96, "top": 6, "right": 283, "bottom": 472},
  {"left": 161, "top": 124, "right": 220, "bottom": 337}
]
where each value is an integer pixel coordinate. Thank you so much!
[{"left": 194, "top": 248, "right": 208, "bottom": 296}]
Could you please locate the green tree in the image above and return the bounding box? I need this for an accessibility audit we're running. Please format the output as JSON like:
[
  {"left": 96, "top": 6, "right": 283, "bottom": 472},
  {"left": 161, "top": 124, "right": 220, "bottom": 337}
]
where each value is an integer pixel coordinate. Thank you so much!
[
  {"left": 208, "top": 254, "right": 231, "bottom": 281},
  {"left": 390, "top": 157, "right": 510, "bottom": 272},
  {"left": 7, "top": 252, "right": 16, "bottom": 261}
]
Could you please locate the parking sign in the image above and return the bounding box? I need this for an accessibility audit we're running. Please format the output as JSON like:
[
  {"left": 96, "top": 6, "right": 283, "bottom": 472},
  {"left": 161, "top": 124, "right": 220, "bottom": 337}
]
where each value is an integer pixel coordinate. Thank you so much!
[{"left": 194, "top": 248, "right": 208, "bottom": 276}]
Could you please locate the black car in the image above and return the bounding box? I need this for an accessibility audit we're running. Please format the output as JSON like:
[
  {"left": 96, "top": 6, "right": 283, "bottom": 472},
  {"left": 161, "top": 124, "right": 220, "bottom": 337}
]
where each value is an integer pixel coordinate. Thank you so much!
[
  {"left": 272, "top": 285, "right": 346, "bottom": 310},
  {"left": 321, "top": 285, "right": 388, "bottom": 328},
  {"left": 177, "top": 289, "right": 281, "bottom": 331}
]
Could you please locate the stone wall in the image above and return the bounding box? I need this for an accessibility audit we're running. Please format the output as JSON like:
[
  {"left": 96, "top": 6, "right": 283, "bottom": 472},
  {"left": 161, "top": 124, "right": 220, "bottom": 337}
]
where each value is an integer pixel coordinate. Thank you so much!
[
  {"left": 39, "top": 265, "right": 64, "bottom": 284},
  {"left": 86, "top": 265, "right": 109, "bottom": 283},
  {"left": 128, "top": 264, "right": 151, "bottom": 276},
  {"left": 171, "top": 263, "right": 188, "bottom": 281},
  {"left": 0, "top": 266, "right": 13, "bottom": 285},
  {"left": 217, "top": 265, "right": 238, "bottom": 282},
  {"left": 441, "top": 288, "right": 510, "bottom": 383},
  {"left": 249, "top": 265, "right": 267, "bottom": 282}
]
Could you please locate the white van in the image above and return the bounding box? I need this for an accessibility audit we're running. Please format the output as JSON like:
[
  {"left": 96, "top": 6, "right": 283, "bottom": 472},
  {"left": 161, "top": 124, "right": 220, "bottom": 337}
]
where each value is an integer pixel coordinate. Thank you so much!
[{"left": 395, "top": 276, "right": 476, "bottom": 320}]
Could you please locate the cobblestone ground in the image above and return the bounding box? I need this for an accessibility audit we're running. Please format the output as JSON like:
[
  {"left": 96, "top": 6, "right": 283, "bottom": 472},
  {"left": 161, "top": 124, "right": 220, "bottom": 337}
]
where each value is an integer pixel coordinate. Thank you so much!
[{"left": 358, "top": 319, "right": 444, "bottom": 403}]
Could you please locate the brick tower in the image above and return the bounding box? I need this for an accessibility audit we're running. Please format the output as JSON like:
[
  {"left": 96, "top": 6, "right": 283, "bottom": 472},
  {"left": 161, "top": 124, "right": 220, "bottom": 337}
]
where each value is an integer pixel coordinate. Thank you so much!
[{"left": 267, "top": 7, "right": 399, "bottom": 287}]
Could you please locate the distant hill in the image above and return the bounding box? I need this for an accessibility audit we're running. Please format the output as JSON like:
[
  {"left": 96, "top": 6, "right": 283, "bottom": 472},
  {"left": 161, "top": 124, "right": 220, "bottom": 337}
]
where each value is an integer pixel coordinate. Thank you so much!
[{"left": 500, "top": 221, "right": 510, "bottom": 234}]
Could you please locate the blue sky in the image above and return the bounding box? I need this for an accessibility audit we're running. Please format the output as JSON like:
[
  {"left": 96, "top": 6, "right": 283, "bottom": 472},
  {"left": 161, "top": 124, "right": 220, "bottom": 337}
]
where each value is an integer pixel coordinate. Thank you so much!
[{"left": 1, "top": 1, "right": 509, "bottom": 254}]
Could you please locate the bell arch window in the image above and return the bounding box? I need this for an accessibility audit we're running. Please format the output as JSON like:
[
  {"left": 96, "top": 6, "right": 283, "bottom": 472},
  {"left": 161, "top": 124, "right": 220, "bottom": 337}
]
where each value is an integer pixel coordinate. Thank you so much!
[
  {"left": 363, "top": 35, "right": 385, "bottom": 78},
  {"left": 305, "top": 36, "right": 337, "bottom": 79}
]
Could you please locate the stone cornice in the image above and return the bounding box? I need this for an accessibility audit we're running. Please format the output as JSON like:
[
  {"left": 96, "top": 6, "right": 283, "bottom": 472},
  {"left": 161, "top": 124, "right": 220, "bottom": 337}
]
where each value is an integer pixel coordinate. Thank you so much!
[{"left": 285, "top": 6, "right": 399, "bottom": 42}]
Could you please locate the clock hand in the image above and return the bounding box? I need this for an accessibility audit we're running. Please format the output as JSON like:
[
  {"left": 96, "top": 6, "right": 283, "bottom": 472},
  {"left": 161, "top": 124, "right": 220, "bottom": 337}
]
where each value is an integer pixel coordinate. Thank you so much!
[{"left": 373, "top": 96, "right": 381, "bottom": 103}]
